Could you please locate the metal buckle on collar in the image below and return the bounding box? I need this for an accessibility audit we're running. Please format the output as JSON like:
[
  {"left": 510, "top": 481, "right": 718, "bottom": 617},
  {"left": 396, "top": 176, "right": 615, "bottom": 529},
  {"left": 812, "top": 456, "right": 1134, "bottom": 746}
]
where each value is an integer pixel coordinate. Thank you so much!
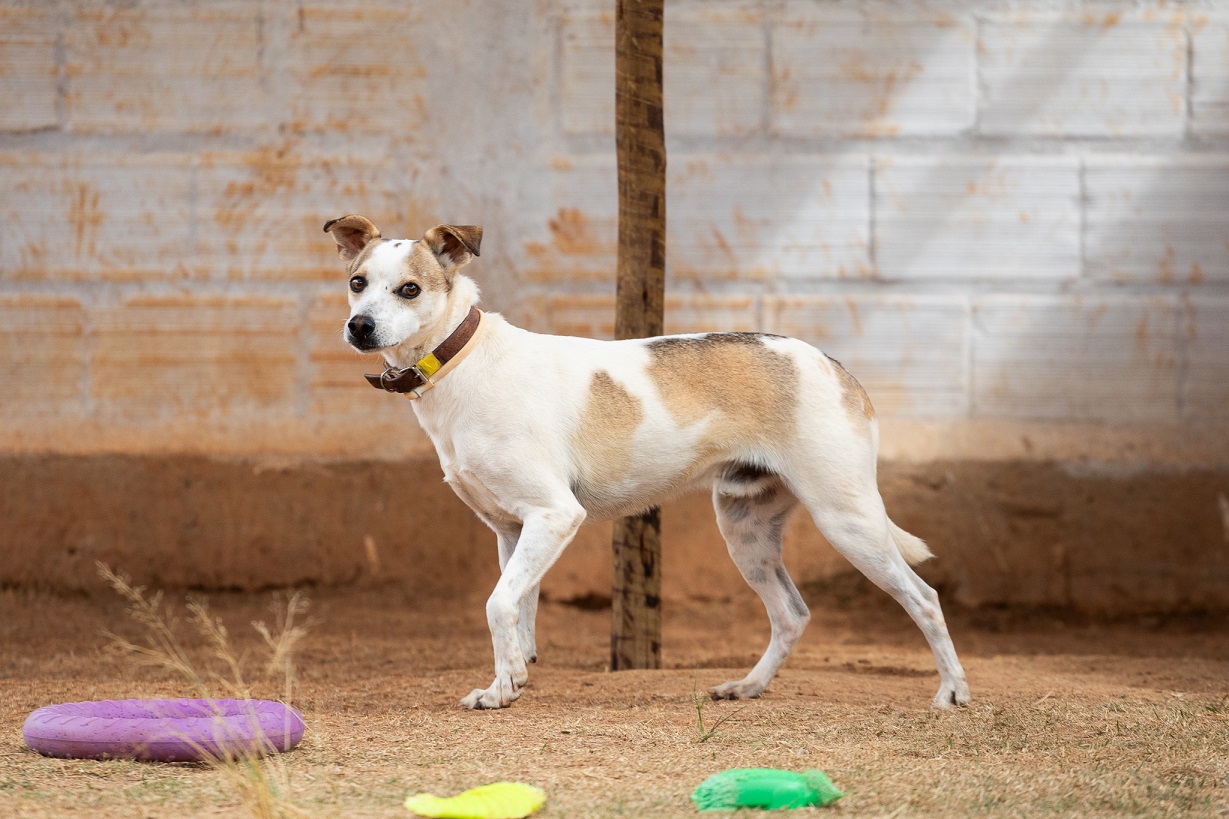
[
  {"left": 374, "top": 361, "right": 434, "bottom": 398},
  {"left": 406, "top": 363, "right": 435, "bottom": 399},
  {"left": 377, "top": 363, "right": 407, "bottom": 392}
]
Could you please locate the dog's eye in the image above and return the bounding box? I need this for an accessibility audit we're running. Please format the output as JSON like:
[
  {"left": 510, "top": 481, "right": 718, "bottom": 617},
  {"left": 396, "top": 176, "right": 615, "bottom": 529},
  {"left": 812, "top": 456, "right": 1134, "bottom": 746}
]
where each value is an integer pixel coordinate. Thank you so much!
[
  {"left": 349, "top": 276, "right": 366, "bottom": 293},
  {"left": 398, "top": 282, "right": 421, "bottom": 299}
]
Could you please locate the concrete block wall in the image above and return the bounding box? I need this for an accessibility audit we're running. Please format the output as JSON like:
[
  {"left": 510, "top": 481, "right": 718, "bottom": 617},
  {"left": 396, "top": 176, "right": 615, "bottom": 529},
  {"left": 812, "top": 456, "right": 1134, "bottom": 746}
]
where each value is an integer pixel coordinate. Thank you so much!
[
  {"left": 531, "top": 0, "right": 1229, "bottom": 462},
  {"left": 1, "top": 0, "right": 1227, "bottom": 463}
]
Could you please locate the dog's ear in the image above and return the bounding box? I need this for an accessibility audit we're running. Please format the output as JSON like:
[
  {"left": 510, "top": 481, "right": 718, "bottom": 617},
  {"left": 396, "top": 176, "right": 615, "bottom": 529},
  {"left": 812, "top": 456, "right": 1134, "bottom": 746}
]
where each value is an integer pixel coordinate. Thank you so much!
[
  {"left": 323, "top": 215, "right": 381, "bottom": 263},
  {"left": 421, "top": 224, "right": 483, "bottom": 273}
]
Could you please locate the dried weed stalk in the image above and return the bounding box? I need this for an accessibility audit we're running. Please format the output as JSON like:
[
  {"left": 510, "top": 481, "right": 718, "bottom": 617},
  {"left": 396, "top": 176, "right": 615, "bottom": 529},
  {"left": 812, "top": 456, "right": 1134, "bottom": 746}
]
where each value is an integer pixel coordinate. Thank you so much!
[
  {"left": 97, "top": 562, "right": 310, "bottom": 819},
  {"left": 692, "top": 679, "right": 746, "bottom": 743}
]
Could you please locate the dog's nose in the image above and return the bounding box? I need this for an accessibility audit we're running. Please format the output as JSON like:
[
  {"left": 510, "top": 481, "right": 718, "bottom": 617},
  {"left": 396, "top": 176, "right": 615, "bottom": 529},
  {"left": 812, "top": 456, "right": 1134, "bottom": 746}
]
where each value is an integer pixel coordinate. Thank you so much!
[{"left": 347, "top": 315, "right": 375, "bottom": 340}]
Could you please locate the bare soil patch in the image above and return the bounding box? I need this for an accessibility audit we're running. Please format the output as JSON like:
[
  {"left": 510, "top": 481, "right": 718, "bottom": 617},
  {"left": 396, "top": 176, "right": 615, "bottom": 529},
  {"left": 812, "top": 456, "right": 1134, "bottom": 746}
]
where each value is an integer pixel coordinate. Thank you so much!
[{"left": 2, "top": 584, "right": 1227, "bottom": 817}]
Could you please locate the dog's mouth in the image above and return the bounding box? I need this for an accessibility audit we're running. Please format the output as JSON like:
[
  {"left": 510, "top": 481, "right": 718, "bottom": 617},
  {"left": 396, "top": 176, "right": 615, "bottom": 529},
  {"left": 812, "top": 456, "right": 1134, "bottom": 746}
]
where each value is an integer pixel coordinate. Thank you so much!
[{"left": 346, "top": 335, "right": 390, "bottom": 353}]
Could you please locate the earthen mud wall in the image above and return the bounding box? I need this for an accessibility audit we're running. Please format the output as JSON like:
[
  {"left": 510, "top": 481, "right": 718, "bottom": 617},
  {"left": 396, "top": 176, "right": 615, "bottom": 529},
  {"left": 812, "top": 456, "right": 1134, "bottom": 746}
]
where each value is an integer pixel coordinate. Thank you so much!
[{"left": 4, "top": 455, "right": 1227, "bottom": 614}]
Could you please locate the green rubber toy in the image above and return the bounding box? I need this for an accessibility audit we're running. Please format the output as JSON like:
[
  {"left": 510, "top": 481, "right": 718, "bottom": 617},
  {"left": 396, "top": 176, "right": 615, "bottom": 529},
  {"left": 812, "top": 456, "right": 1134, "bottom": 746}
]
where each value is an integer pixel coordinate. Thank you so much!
[{"left": 691, "top": 768, "right": 844, "bottom": 811}]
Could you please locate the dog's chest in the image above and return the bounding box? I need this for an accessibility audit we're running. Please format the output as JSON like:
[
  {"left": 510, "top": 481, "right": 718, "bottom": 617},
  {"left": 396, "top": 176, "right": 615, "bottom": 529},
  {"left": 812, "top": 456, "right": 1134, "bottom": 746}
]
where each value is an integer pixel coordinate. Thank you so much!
[
  {"left": 411, "top": 402, "right": 521, "bottom": 526},
  {"left": 444, "top": 465, "right": 522, "bottom": 527}
]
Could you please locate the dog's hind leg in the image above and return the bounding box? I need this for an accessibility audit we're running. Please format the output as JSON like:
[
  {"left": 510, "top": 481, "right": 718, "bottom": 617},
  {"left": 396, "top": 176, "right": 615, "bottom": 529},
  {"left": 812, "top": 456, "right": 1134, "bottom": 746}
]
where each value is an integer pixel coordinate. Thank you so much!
[
  {"left": 802, "top": 487, "right": 970, "bottom": 709},
  {"left": 710, "top": 471, "right": 808, "bottom": 700},
  {"left": 495, "top": 523, "right": 539, "bottom": 664}
]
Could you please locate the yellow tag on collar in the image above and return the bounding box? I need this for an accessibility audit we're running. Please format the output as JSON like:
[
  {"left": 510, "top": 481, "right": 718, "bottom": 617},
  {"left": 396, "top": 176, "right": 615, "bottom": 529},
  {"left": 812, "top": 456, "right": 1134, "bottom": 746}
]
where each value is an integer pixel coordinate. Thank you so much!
[{"left": 416, "top": 353, "right": 442, "bottom": 378}]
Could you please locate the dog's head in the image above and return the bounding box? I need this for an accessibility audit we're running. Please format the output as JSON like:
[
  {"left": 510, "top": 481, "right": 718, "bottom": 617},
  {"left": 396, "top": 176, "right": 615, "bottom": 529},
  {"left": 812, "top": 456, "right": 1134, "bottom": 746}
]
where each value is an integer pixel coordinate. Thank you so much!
[{"left": 323, "top": 215, "right": 483, "bottom": 354}]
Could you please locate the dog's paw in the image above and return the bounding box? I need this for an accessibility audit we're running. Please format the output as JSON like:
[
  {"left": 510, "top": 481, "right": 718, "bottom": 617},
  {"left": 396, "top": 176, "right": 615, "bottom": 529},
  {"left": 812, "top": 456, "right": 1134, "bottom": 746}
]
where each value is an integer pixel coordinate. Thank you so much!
[
  {"left": 458, "top": 688, "right": 502, "bottom": 710},
  {"left": 709, "top": 678, "right": 766, "bottom": 701},
  {"left": 931, "top": 679, "right": 971, "bottom": 710},
  {"left": 458, "top": 676, "right": 523, "bottom": 710}
]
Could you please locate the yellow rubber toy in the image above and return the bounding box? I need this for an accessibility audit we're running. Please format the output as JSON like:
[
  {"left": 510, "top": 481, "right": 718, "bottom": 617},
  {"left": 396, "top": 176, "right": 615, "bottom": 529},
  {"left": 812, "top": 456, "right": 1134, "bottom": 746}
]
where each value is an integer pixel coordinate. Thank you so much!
[{"left": 404, "top": 782, "right": 546, "bottom": 819}]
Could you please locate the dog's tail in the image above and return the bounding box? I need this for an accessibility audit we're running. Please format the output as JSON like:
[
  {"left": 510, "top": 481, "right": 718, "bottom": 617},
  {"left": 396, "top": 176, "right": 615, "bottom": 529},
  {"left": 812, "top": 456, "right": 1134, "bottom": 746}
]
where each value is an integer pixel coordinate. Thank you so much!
[{"left": 888, "top": 518, "right": 934, "bottom": 565}]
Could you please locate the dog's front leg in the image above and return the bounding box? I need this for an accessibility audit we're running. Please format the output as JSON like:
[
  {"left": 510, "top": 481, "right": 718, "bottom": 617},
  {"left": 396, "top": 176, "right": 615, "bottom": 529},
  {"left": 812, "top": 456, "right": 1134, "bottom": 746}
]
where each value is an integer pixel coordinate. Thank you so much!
[
  {"left": 495, "top": 522, "right": 539, "bottom": 664},
  {"left": 460, "top": 501, "right": 586, "bottom": 710}
]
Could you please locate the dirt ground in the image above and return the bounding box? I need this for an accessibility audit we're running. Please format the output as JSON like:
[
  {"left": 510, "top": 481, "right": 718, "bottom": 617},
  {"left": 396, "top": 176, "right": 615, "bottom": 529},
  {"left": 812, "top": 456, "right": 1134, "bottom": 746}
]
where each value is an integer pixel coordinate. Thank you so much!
[{"left": 1, "top": 582, "right": 1227, "bottom": 818}]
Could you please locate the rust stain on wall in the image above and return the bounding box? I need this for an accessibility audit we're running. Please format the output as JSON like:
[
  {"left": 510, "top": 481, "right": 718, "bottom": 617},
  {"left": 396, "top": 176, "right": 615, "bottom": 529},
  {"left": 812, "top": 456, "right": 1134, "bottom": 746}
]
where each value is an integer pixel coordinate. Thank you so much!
[
  {"left": 1159, "top": 244, "right": 1176, "bottom": 283},
  {"left": 68, "top": 183, "right": 102, "bottom": 259},
  {"left": 522, "top": 208, "right": 616, "bottom": 282},
  {"left": 835, "top": 54, "right": 921, "bottom": 135},
  {"left": 710, "top": 226, "right": 733, "bottom": 260},
  {"left": 844, "top": 296, "right": 864, "bottom": 336},
  {"left": 92, "top": 295, "right": 298, "bottom": 411},
  {"left": 17, "top": 241, "right": 48, "bottom": 277},
  {"left": 731, "top": 206, "right": 757, "bottom": 244},
  {"left": 547, "top": 208, "right": 601, "bottom": 256},
  {"left": 90, "top": 10, "right": 148, "bottom": 49},
  {"left": 212, "top": 142, "right": 302, "bottom": 255},
  {"left": 308, "top": 63, "right": 398, "bottom": 80},
  {"left": 1085, "top": 303, "right": 1108, "bottom": 328},
  {"left": 1135, "top": 315, "right": 1150, "bottom": 358}
]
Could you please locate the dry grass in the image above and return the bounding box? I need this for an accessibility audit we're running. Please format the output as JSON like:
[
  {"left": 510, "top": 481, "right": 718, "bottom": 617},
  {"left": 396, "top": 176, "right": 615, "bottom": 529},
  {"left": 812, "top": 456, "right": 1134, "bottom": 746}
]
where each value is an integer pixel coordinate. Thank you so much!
[
  {"left": 690, "top": 679, "right": 746, "bottom": 743},
  {"left": 1, "top": 585, "right": 1227, "bottom": 817},
  {"left": 94, "top": 564, "right": 310, "bottom": 818}
]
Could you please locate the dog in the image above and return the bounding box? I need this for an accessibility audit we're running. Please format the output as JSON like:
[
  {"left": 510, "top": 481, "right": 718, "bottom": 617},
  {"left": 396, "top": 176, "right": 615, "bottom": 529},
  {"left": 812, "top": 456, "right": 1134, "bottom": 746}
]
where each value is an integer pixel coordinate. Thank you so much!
[{"left": 325, "top": 214, "right": 970, "bottom": 711}]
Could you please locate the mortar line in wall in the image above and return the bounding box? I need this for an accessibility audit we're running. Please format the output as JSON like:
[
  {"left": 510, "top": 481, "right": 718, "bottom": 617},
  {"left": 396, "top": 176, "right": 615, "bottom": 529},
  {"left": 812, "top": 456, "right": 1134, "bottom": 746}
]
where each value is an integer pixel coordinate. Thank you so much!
[
  {"left": 1076, "top": 156, "right": 1086, "bottom": 282},
  {"left": 553, "top": 135, "right": 1229, "bottom": 163},
  {"left": 126, "top": 276, "right": 1225, "bottom": 303},
  {"left": 53, "top": 15, "right": 67, "bottom": 131},
  {"left": 80, "top": 275, "right": 98, "bottom": 422},
  {"left": 256, "top": 2, "right": 266, "bottom": 84},
  {"left": 6, "top": 276, "right": 1227, "bottom": 304},
  {"left": 867, "top": 156, "right": 877, "bottom": 275},
  {"left": 188, "top": 156, "right": 199, "bottom": 263},
  {"left": 963, "top": 293, "right": 975, "bottom": 421},
  {"left": 552, "top": 1, "right": 566, "bottom": 150},
  {"left": 5, "top": 129, "right": 1224, "bottom": 159},
  {"left": 970, "top": 11, "right": 983, "bottom": 138},
  {"left": 760, "top": 0, "right": 772, "bottom": 138},
  {"left": 295, "top": 290, "right": 315, "bottom": 420},
  {"left": 1175, "top": 294, "right": 1191, "bottom": 419},
  {"left": 1184, "top": 20, "right": 1194, "bottom": 139}
]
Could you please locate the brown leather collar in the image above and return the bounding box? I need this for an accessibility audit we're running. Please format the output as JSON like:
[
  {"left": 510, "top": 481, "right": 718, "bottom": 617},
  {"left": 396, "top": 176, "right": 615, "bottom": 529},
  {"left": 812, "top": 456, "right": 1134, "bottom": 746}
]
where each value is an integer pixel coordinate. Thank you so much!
[{"left": 365, "top": 306, "right": 483, "bottom": 398}]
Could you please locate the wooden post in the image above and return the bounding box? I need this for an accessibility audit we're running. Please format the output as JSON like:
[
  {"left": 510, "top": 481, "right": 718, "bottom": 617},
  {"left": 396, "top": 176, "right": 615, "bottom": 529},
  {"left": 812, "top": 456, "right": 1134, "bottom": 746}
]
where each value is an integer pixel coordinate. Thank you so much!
[{"left": 611, "top": 0, "right": 665, "bottom": 671}]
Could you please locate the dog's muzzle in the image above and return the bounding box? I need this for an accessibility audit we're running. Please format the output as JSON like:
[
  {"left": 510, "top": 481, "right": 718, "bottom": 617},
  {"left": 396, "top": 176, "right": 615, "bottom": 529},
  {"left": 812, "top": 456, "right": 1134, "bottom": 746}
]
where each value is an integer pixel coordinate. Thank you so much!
[{"left": 346, "top": 314, "right": 380, "bottom": 350}]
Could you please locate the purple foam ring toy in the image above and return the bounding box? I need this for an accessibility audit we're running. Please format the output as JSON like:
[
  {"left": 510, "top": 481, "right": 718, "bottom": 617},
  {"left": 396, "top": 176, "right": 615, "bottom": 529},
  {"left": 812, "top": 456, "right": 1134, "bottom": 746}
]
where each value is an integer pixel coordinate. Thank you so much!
[{"left": 23, "top": 698, "right": 306, "bottom": 763}]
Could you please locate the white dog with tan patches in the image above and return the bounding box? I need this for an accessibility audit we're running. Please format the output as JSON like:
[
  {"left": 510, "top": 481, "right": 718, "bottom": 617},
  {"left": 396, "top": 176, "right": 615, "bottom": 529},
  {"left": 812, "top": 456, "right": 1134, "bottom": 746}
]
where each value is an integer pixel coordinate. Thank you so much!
[{"left": 325, "top": 214, "right": 971, "bottom": 711}]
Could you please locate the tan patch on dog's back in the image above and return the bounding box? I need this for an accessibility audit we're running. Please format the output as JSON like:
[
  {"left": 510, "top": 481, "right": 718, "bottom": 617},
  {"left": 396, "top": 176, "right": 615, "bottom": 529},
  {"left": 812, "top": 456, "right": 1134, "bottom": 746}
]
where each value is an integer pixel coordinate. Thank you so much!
[
  {"left": 573, "top": 370, "right": 643, "bottom": 489},
  {"left": 646, "top": 334, "right": 799, "bottom": 457},
  {"left": 828, "top": 356, "right": 875, "bottom": 422}
]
